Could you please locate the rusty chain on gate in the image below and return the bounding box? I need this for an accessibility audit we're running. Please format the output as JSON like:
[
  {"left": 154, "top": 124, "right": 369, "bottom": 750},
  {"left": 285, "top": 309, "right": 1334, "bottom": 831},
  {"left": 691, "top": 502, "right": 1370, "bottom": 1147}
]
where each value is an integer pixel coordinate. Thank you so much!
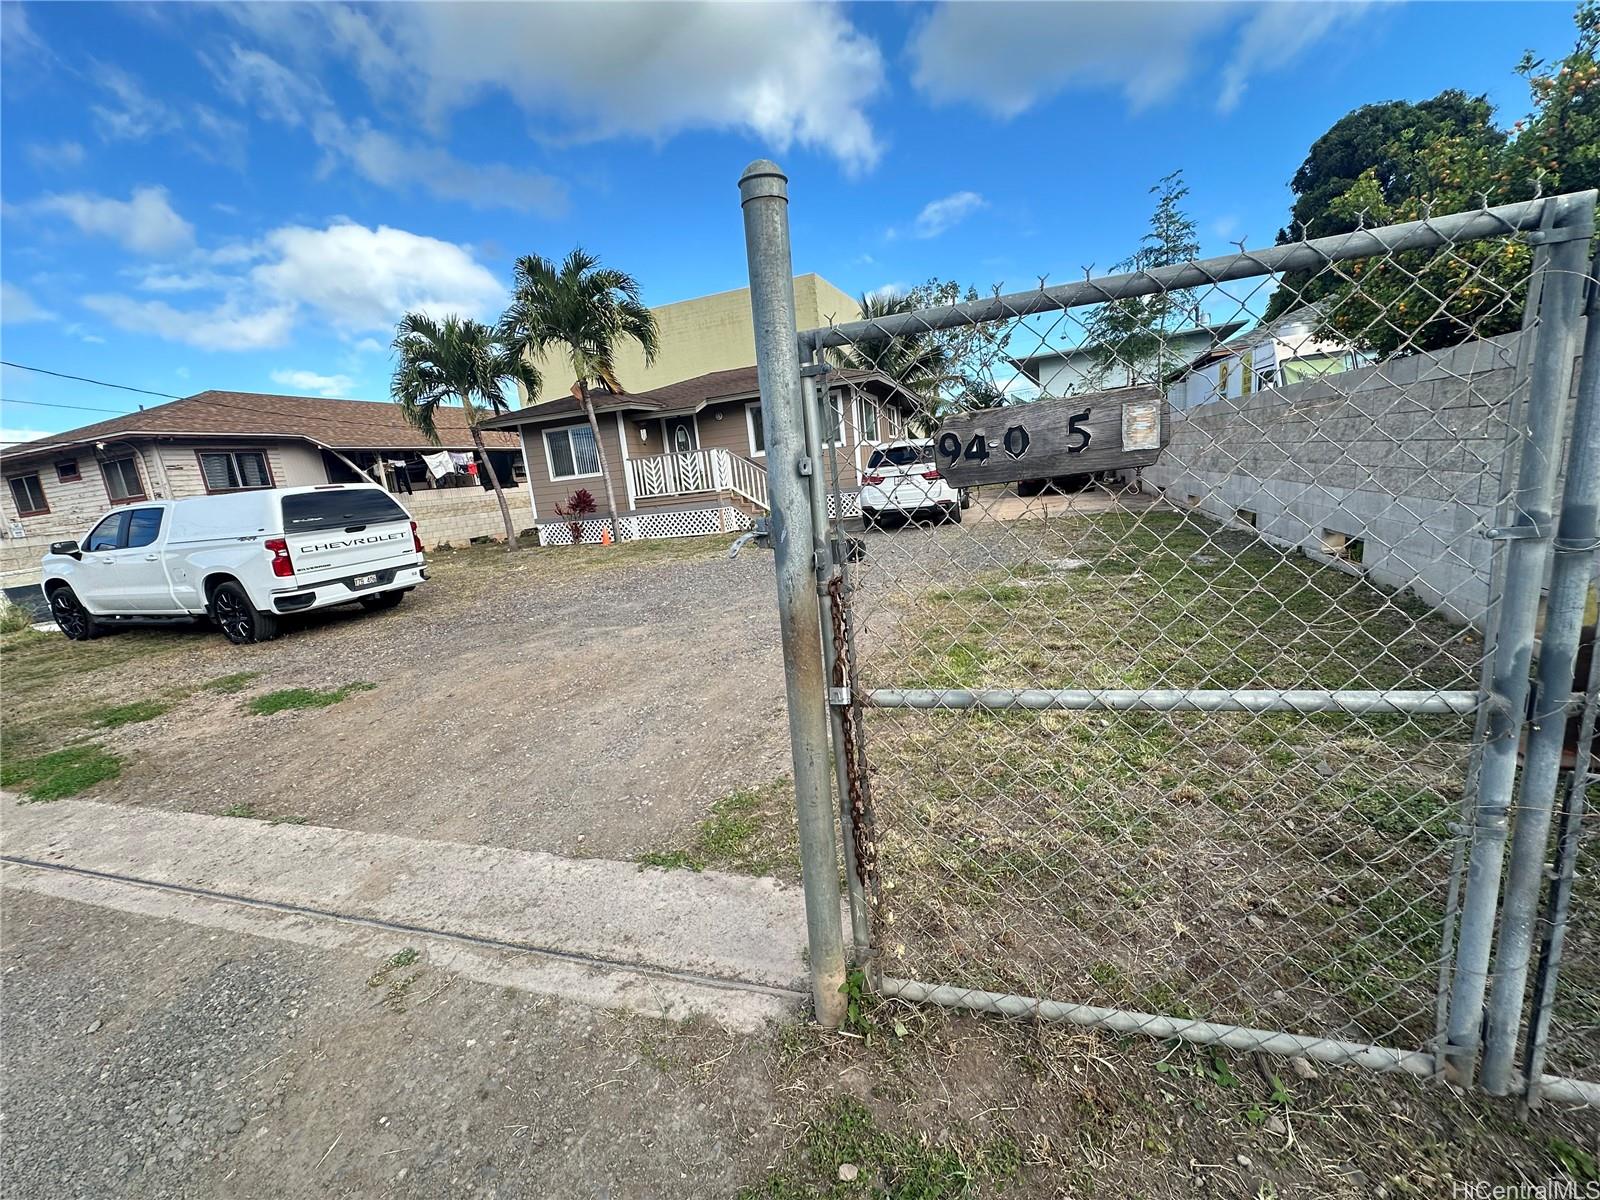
[{"left": 827, "top": 571, "right": 880, "bottom": 909}]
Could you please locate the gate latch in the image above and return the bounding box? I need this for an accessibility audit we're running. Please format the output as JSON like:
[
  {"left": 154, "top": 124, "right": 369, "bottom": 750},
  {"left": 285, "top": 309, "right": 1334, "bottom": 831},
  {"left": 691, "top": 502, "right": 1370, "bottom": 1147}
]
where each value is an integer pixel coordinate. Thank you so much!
[{"left": 1484, "top": 522, "right": 1549, "bottom": 541}]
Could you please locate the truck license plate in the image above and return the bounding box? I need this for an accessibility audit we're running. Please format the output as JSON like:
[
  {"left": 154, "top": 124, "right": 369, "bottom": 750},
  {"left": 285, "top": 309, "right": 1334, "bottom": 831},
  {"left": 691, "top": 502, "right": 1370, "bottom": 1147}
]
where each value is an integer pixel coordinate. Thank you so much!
[{"left": 354, "top": 573, "right": 377, "bottom": 588}]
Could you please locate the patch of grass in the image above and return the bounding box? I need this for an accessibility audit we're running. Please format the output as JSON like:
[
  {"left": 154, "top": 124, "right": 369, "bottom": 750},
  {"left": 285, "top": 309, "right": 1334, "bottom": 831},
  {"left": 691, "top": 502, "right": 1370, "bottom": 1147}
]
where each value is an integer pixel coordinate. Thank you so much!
[
  {"left": 2, "top": 743, "right": 123, "bottom": 802},
  {"left": 246, "top": 681, "right": 376, "bottom": 716},
  {"left": 201, "top": 671, "right": 260, "bottom": 695},
  {"left": 367, "top": 947, "right": 424, "bottom": 1012},
  {"left": 636, "top": 778, "right": 798, "bottom": 878},
  {"left": 0, "top": 599, "right": 34, "bottom": 634},
  {"left": 741, "top": 1095, "right": 1020, "bottom": 1200},
  {"left": 85, "top": 698, "right": 174, "bottom": 728}
]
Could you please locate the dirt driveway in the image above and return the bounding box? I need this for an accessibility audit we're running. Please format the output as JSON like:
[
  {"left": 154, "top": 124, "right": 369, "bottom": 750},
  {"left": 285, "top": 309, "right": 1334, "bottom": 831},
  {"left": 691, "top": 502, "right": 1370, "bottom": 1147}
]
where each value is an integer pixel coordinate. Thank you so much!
[{"left": 5, "top": 537, "right": 793, "bottom": 861}]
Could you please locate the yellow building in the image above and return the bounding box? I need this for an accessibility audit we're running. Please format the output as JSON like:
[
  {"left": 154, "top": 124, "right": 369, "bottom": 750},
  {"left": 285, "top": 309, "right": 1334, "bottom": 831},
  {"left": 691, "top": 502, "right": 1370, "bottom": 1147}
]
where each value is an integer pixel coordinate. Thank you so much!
[{"left": 521, "top": 273, "right": 861, "bottom": 404}]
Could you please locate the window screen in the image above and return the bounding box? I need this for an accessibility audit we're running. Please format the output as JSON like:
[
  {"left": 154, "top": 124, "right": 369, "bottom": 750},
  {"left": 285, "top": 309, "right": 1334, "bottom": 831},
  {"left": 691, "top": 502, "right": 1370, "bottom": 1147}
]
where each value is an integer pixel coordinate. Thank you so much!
[
  {"left": 9, "top": 474, "right": 46, "bottom": 514},
  {"left": 747, "top": 404, "right": 765, "bottom": 455},
  {"left": 200, "top": 450, "right": 271, "bottom": 491},
  {"left": 545, "top": 427, "right": 599, "bottom": 479},
  {"left": 102, "top": 457, "right": 144, "bottom": 501}
]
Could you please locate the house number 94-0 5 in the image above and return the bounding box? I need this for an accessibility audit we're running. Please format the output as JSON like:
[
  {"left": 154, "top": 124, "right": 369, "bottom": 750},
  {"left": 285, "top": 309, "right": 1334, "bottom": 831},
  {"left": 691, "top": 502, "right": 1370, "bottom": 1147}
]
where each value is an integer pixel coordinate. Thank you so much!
[{"left": 935, "top": 410, "right": 1090, "bottom": 467}]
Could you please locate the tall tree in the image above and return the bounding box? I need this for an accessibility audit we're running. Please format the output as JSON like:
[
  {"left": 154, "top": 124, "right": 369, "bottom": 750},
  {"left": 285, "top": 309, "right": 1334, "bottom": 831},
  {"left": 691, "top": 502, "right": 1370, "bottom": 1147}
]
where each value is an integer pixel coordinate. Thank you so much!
[
  {"left": 1081, "top": 171, "right": 1201, "bottom": 388},
  {"left": 390, "top": 313, "right": 538, "bottom": 550},
  {"left": 1263, "top": 92, "right": 1505, "bottom": 323},
  {"left": 500, "top": 249, "right": 659, "bottom": 543}
]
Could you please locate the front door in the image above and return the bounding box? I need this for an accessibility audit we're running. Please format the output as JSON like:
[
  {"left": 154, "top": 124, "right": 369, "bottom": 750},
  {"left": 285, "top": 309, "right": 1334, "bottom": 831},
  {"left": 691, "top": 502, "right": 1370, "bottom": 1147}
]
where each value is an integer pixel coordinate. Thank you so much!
[{"left": 664, "top": 417, "right": 703, "bottom": 491}]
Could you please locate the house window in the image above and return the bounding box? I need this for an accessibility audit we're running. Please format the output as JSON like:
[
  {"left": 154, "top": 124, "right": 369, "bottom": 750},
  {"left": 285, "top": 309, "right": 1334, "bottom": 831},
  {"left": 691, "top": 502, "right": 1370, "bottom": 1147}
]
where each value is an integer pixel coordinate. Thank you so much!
[
  {"left": 823, "top": 391, "right": 845, "bottom": 445},
  {"left": 746, "top": 403, "right": 765, "bottom": 457},
  {"left": 55, "top": 459, "right": 80, "bottom": 483},
  {"left": 858, "top": 396, "right": 880, "bottom": 443},
  {"left": 198, "top": 450, "right": 271, "bottom": 492},
  {"left": 543, "top": 424, "right": 601, "bottom": 480},
  {"left": 101, "top": 456, "right": 146, "bottom": 503},
  {"left": 9, "top": 473, "right": 48, "bottom": 516}
]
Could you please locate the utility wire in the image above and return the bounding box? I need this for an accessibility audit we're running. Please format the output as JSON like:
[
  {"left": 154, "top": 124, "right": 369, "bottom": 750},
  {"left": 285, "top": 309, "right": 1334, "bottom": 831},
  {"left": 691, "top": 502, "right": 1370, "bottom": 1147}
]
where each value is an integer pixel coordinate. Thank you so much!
[
  {"left": 0, "top": 361, "right": 185, "bottom": 400},
  {"left": 1, "top": 397, "right": 137, "bottom": 415}
]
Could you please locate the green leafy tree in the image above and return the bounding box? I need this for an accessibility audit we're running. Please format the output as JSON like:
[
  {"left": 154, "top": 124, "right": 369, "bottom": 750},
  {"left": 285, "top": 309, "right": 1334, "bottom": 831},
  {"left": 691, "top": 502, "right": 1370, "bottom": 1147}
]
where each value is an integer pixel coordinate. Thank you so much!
[
  {"left": 499, "top": 249, "right": 659, "bottom": 543},
  {"left": 1265, "top": 3, "right": 1600, "bottom": 351},
  {"left": 390, "top": 313, "right": 539, "bottom": 550},
  {"left": 836, "top": 279, "right": 1008, "bottom": 434},
  {"left": 1263, "top": 91, "right": 1504, "bottom": 323},
  {"left": 1080, "top": 171, "right": 1201, "bottom": 388}
]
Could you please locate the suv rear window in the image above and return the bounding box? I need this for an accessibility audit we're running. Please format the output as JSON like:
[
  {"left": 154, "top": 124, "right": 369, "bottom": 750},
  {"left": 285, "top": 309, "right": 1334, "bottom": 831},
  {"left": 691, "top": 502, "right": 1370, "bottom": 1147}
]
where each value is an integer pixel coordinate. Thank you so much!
[
  {"left": 281, "top": 489, "right": 409, "bottom": 533},
  {"left": 867, "top": 445, "right": 933, "bottom": 469}
]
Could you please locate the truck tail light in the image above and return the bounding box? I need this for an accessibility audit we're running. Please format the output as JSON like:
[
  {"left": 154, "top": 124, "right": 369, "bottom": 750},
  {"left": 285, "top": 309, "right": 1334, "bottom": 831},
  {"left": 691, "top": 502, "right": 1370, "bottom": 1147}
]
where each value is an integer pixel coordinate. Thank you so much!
[
  {"left": 264, "top": 537, "right": 294, "bottom": 578},
  {"left": 862, "top": 474, "right": 885, "bottom": 485},
  {"left": 410, "top": 520, "right": 424, "bottom": 554},
  {"left": 921, "top": 470, "right": 942, "bottom": 481}
]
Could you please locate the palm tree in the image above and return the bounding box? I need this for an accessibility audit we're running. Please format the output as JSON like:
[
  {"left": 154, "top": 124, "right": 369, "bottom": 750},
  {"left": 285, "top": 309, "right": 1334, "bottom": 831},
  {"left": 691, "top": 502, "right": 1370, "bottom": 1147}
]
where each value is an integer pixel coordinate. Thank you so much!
[
  {"left": 390, "top": 312, "right": 540, "bottom": 551},
  {"left": 499, "top": 248, "right": 659, "bottom": 543},
  {"left": 835, "top": 291, "right": 955, "bottom": 435}
]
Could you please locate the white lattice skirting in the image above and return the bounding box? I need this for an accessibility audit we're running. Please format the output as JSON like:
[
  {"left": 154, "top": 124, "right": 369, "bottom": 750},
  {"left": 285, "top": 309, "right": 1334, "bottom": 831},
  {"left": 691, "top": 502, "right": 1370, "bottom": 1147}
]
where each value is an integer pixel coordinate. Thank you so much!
[
  {"left": 535, "top": 506, "right": 753, "bottom": 546},
  {"left": 828, "top": 490, "right": 863, "bottom": 519}
]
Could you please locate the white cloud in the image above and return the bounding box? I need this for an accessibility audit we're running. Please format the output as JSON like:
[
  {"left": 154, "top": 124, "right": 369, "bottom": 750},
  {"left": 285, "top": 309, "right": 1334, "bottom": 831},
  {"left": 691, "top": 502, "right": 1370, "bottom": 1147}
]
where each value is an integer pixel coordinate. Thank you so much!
[
  {"left": 270, "top": 369, "right": 358, "bottom": 396},
  {"left": 222, "top": 2, "right": 887, "bottom": 173},
  {"left": 26, "top": 140, "right": 86, "bottom": 170},
  {"left": 866, "top": 282, "right": 910, "bottom": 304},
  {"left": 36, "top": 186, "right": 195, "bottom": 256},
  {"left": 909, "top": 192, "right": 986, "bottom": 239},
  {"left": 1, "top": 282, "right": 56, "bottom": 324},
  {"left": 909, "top": 1, "right": 1366, "bottom": 117},
  {"left": 89, "top": 64, "right": 246, "bottom": 166},
  {"left": 81, "top": 295, "right": 296, "bottom": 352},
  {"left": 210, "top": 44, "right": 566, "bottom": 215},
  {"left": 251, "top": 221, "right": 504, "bottom": 333},
  {"left": 77, "top": 219, "right": 503, "bottom": 351}
]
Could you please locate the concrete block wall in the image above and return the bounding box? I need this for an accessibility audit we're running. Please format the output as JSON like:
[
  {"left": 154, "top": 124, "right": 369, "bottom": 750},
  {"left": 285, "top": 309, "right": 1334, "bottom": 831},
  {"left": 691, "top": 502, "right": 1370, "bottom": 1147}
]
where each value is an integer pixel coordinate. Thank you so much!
[
  {"left": 1144, "top": 331, "right": 1541, "bottom": 625},
  {"left": 402, "top": 487, "right": 517, "bottom": 549}
]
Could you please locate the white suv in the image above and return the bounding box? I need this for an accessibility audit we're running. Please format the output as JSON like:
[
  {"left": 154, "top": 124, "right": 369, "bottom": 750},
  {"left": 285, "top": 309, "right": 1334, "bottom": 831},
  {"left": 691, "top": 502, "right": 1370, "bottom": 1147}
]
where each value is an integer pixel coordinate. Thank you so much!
[{"left": 859, "top": 441, "right": 969, "bottom": 528}]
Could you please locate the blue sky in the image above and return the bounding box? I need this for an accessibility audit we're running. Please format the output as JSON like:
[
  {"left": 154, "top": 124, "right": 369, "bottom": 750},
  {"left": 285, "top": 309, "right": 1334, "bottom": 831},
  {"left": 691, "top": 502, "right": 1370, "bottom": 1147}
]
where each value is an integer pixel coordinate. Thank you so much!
[{"left": 0, "top": 0, "right": 1578, "bottom": 443}]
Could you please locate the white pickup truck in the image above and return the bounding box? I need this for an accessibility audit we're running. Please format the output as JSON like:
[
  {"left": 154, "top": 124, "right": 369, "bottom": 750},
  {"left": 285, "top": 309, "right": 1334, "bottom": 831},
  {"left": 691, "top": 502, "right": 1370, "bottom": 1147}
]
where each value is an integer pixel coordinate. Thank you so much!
[{"left": 41, "top": 484, "right": 427, "bottom": 644}]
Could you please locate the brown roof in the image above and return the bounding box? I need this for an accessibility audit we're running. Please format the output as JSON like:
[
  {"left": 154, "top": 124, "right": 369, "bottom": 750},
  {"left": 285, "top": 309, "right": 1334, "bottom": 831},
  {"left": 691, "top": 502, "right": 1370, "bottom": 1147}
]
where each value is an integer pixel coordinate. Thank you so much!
[
  {"left": 480, "top": 365, "right": 918, "bottom": 429},
  {"left": 1, "top": 390, "right": 518, "bottom": 464}
]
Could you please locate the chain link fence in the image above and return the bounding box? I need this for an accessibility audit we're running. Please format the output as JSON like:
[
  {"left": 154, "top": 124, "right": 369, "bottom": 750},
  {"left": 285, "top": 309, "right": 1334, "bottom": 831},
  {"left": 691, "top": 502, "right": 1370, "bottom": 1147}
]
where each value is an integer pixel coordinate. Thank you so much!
[{"left": 742, "top": 166, "right": 1599, "bottom": 1108}]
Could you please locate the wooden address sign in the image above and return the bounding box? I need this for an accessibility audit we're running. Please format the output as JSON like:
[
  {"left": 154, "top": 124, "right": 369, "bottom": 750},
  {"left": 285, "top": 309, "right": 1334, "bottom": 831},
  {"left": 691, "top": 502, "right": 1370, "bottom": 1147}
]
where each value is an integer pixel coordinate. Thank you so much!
[{"left": 933, "top": 385, "right": 1169, "bottom": 487}]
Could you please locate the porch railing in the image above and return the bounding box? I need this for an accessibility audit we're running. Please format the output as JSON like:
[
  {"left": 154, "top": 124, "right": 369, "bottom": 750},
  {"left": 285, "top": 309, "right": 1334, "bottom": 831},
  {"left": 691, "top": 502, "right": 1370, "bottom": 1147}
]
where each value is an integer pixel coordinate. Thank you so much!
[{"left": 627, "top": 448, "right": 768, "bottom": 511}]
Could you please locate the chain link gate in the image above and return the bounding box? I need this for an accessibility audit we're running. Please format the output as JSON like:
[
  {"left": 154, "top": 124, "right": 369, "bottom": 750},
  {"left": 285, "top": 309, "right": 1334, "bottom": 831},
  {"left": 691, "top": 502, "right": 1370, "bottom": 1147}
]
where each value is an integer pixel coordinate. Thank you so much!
[{"left": 739, "top": 162, "right": 1599, "bottom": 1107}]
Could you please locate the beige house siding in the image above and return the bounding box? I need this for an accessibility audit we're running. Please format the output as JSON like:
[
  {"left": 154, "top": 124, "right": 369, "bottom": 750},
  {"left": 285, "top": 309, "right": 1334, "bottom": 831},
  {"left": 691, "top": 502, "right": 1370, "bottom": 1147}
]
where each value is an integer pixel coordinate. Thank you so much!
[
  {"left": 153, "top": 440, "right": 326, "bottom": 498},
  {"left": 522, "top": 274, "right": 862, "bottom": 404}
]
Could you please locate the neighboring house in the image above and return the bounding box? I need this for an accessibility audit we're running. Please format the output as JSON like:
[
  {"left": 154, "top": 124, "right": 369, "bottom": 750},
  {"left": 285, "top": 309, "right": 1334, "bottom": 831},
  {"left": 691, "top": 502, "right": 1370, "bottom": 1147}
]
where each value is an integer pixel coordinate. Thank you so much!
[
  {"left": 1168, "top": 307, "right": 1365, "bottom": 411},
  {"left": 481, "top": 365, "right": 920, "bottom": 544},
  {"left": 0, "top": 390, "right": 523, "bottom": 584},
  {"left": 1013, "top": 320, "right": 1248, "bottom": 398},
  {"left": 520, "top": 274, "right": 862, "bottom": 405}
]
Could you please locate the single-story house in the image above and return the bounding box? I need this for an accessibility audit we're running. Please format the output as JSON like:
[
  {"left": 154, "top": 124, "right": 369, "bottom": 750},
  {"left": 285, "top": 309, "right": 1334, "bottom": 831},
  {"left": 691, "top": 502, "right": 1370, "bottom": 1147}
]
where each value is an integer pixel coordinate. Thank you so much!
[
  {"left": 479, "top": 365, "right": 922, "bottom": 544},
  {"left": 1014, "top": 319, "right": 1248, "bottom": 398},
  {"left": 1166, "top": 307, "right": 1366, "bottom": 411},
  {"left": 0, "top": 390, "right": 523, "bottom": 582}
]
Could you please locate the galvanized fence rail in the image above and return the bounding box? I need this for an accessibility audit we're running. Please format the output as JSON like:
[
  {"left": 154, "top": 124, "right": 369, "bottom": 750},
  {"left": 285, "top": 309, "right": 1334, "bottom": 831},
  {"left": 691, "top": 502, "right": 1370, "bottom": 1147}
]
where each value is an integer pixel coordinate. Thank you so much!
[{"left": 740, "top": 161, "right": 1599, "bottom": 1107}]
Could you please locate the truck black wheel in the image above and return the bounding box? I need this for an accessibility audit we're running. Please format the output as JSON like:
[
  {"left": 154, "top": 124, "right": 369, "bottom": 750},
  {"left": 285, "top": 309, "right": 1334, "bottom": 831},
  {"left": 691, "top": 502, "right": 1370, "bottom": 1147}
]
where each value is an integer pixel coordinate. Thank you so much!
[
  {"left": 211, "top": 581, "right": 279, "bottom": 645},
  {"left": 48, "top": 587, "right": 101, "bottom": 641},
  {"left": 359, "top": 590, "right": 405, "bottom": 612}
]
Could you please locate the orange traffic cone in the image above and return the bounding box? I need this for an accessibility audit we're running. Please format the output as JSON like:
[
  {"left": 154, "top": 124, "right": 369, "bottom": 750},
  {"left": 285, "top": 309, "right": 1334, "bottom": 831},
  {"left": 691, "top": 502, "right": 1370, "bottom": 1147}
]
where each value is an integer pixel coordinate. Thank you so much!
[{"left": 600, "top": 527, "right": 613, "bottom": 546}]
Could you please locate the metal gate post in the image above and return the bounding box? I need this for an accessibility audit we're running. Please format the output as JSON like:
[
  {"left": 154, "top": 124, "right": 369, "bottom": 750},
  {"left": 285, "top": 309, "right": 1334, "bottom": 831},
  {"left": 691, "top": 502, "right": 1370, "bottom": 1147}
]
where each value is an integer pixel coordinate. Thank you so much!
[
  {"left": 798, "top": 344, "right": 873, "bottom": 963},
  {"left": 1482, "top": 227, "right": 1600, "bottom": 1093},
  {"left": 739, "top": 159, "right": 848, "bottom": 1026},
  {"left": 1446, "top": 191, "right": 1596, "bottom": 1082}
]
